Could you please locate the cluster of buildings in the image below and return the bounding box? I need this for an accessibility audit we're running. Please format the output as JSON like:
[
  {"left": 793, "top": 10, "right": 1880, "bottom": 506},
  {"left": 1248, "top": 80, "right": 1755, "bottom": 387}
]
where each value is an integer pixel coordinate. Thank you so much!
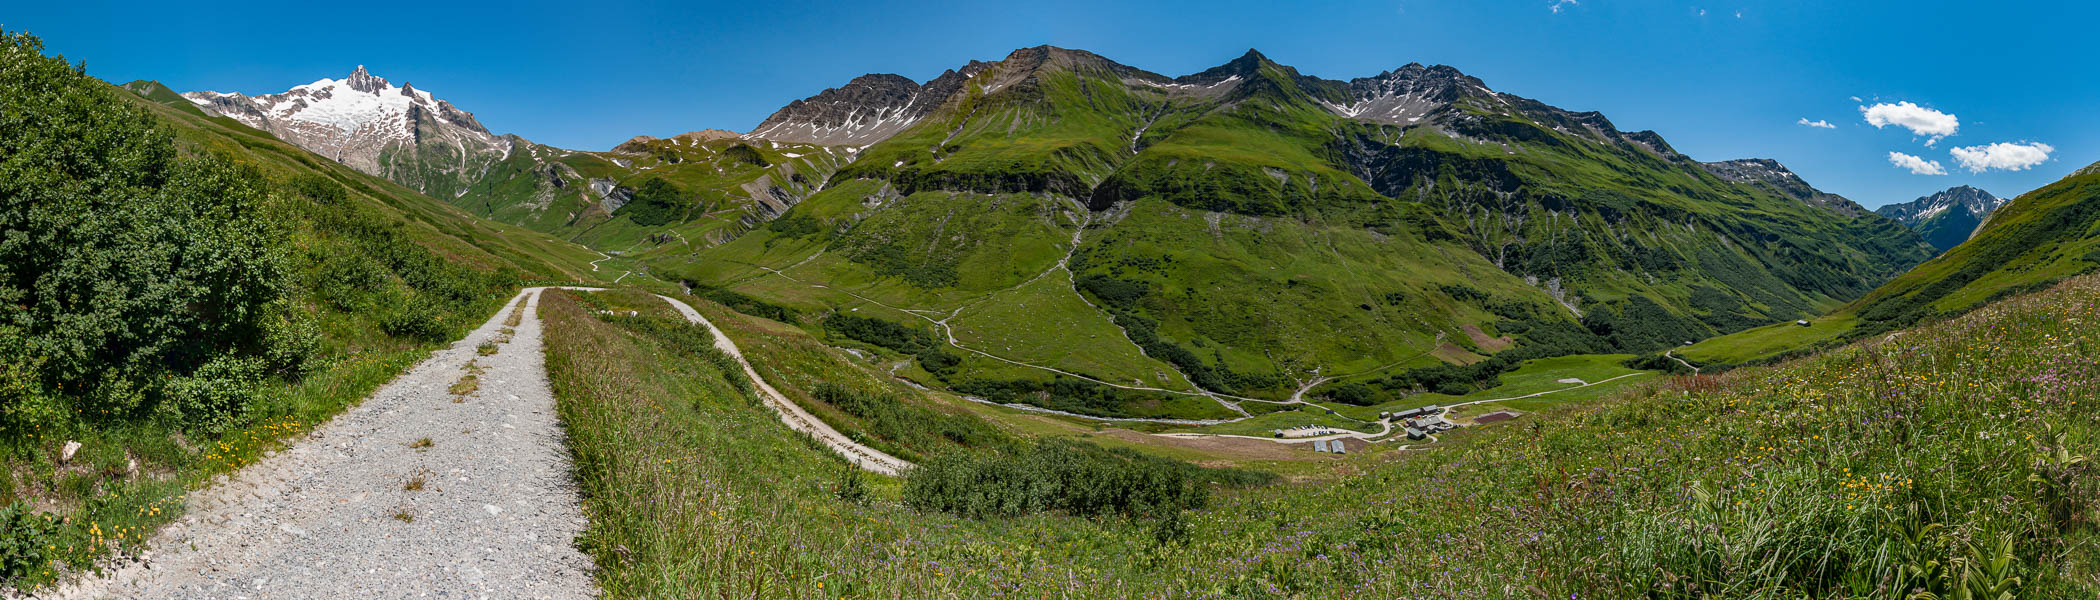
[
  {"left": 1382, "top": 405, "right": 1454, "bottom": 440},
  {"left": 1273, "top": 425, "right": 1344, "bottom": 438}
]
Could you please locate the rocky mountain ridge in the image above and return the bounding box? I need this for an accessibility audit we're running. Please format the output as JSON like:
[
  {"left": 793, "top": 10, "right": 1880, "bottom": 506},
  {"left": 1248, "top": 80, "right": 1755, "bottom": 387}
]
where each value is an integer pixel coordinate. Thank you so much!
[
  {"left": 1874, "top": 185, "right": 2005, "bottom": 252},
  {"left": 184, "top": 66, "right": 511, "bottom": 197}
]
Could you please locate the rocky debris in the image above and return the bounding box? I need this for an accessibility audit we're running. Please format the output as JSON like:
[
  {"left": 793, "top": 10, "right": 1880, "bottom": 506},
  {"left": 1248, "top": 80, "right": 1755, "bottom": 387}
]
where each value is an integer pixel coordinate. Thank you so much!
[
  {"left": 1701, "top": 158, "right": 1869, "bottom": 217},
  {"left": 60, "top": 440, "right": 80, "bottom": 463},
  {"left": 610, "top": 129, "right": 744, "bottom": 155},
  {"left": 588, "top": 178, "right": 634, "bottom": 213}
]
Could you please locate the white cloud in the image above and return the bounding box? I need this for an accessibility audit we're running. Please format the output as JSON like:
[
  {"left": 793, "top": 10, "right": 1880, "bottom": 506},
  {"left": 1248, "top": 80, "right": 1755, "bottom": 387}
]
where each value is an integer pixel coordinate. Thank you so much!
[
  {"left": 1550, "top": 0, "right": 1577, "bottom": 13},
  {"left": 1798, "top": 118, "right": 1835, "bottom": 129},
  {"left": 1698, "top": 8, "right": 1707, "bottom": 16},
  {"left": 1950, "top": 141, "right": 2054, "bottom": 173},
  {"left": 1849, "top": 96, "right": 1863, "bottom": 103},
  {"left": 1734, "top": 10, "right": 1743, "bottom": 18},
  {"left": 1860, "top": 101, "right": 1959, "bottom": 143},
  {"left": 1888, "top": 151, "right": 1947, "bottom": 175}
]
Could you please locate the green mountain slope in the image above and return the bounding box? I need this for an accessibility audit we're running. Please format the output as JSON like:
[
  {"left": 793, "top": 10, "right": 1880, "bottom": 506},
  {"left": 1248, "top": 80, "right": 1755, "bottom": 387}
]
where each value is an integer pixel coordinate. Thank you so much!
[
  {"left": 120, "top": 84, "right": 606, "bottom": 282},
  {"left": 451, "top": 131, "right": 853, "bottom": 255},
  {"left": 1682, "top": 164, "right": 2100, "bottom": 365},
  {"left": 665, "top": 47, "right": 1931, "bottom": 410},
  {"left": 1851, "top": 163, "right": 2100, "bottom": 333}
]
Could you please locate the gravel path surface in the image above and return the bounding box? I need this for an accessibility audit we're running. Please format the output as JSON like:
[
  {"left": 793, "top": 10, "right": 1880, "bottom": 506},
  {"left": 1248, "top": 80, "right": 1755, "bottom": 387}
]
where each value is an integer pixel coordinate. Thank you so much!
[
  {"left": 649, "top": 294, "right": 912, "bottom": 475},
  {"left": 51, "top": 288, "right": 596, "bottom": 599}
]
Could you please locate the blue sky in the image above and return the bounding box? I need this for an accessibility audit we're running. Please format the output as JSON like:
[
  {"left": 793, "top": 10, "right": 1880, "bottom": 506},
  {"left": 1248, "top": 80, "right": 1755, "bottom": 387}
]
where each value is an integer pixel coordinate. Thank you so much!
[{"left": 11, "top": 0, "right": 2096, "bottom": 207}]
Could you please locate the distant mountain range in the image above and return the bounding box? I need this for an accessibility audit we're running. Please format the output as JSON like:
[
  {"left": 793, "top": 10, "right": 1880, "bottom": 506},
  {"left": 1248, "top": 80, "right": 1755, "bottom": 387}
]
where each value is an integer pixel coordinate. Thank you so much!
[
  {"left": 153, "top": 46, "right": 1940, "bottom": 409},
  {"left": 1874, "top": 185, "right": 2006, "bottom": 252}
]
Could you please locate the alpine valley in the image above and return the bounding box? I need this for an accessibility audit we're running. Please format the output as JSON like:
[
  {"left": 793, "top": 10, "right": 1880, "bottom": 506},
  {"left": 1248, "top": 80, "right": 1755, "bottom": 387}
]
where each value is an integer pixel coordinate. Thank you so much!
[
  {"left": 12, "top": 23, "right": 2100, "bottom": 599},
  {"left": 168, "top": 47, "right": 1937, "bottom": 414}
]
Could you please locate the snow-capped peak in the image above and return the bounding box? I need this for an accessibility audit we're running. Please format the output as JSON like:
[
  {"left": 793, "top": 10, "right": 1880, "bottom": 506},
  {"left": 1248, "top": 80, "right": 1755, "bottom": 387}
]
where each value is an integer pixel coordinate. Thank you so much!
[
  {"left": 185, "top": 66, "right": 468, "bottom": 142},
  {"left": 180, "top": 66, "right": 510, "bottom": 196}
]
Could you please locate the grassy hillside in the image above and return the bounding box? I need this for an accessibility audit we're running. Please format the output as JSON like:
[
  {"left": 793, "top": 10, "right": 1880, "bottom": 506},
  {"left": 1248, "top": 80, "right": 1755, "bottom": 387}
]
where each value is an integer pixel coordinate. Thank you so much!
[
  {"left": 0, "top": 32, "right": 608, "bottom": 587},
  {"left": 665, "top": 47, "right": 1929, "bottom": 415},
  {"left": 452, "top": 133, "right": 855, "bottom": 260},
  {"left": 545, "top": 270, "right": 2100, "bottom": 597},
  {"left": 1849, "top": 164, "right": 2100, "bottom": 334},
  {"left": 1686, "top": 163, "right": 2100, "bottom": 366}
]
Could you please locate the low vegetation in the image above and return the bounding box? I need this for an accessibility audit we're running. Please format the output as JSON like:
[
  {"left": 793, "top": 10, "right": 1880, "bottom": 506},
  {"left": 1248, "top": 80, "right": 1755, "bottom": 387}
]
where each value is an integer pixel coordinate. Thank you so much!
[
  {"left": 904, "top": 439, "right": 1272, "bottom": 522},
  {"left": 547, "top": 265, "right": 2100, "bottom": 597}
]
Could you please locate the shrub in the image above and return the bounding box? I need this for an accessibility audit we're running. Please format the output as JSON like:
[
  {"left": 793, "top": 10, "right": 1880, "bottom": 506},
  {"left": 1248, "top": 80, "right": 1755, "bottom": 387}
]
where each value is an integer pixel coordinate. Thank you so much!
[
  {"left": 1327, "top": 383, "right": 1379, "bottom": 406},
  {"left": 903, "top": 439, "right": 1267, "bottom": 520},
  {"left": 0, "top": 334, "right": 61, "bottom": 445},
  {"left": 0, "top": 503, "right": 62, "bottom": 582},
  {"left": 766, "top": 212, "right": 822, "bottom": 238},
  {"left": 262, "top": 307, "right": 322, "bottom": 376},
  {"left": 0, "top": 30, "right": 288, "bottom": 424},
  {"left": 824, "top": 314, "right": 960, "bottom": 379},
  {"left": 684, "top": 282, "right": 800, "bottom": 323},
  {"left": 159, "top": 355, "right": 266, "bottom": 433},
  {"left": 811, "top": 382, "right": 1005, "bottom": 459},
  {"left": 378, "top": 295, "right": 451, "bottom": 342}
]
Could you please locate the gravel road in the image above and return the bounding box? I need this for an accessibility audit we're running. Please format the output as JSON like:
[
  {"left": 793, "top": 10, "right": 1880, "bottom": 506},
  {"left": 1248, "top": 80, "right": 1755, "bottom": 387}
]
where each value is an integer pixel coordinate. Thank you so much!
[
  {"left": 649, "top": 294, "right": 912, "bottom": 475},
  {"left": 49, "top": 288, "right": 596, "bottom": 599}
]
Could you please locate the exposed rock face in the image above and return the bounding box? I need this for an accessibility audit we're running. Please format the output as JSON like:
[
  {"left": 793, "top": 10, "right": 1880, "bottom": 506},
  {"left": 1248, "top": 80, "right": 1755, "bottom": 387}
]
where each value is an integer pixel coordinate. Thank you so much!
[
  {"left": 182, "top": 66, "right": 512, "bottom": 198},
  {"left": 1874, "top": 185, "right": 2006, "bottom": 252},
  {"left": 610, "top": 129, "right": 745, "bottom": 155},
  {"left": 1701, "top": 158, "right": 1869, "bottom": 217},
  {"left": 744, "top": 61, "right": 994, "bottom": 146},
  {"left": 1328, "top": 63, "right": 1480, "bottom": 125}
]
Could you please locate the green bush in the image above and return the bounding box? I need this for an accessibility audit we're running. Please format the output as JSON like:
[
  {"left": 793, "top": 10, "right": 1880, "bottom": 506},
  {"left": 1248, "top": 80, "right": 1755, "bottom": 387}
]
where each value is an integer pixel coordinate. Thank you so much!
[
  {"left": 683, "top": 282, "right": 800, "bottom": 323},
  {"left": 0, "top": 504, "right": 61, "bottom": 582},
  {"left": 158, "top": 355, "right": 266, "bottom": 434},
  {"left": 262, "top": 307, "right": 322, "bottom": 376},
  {"left": 0, "top": 30, "right": 289, "bottom": 424},
  {"left": 812, "top": 382, "right": 1004, "bottom": 460},
  {"left": 766, "top": 211, "right": 822, "bottom": 238},
  {"left": 378, "top": 295, "right": 452, "bottom": 342},
  {"left": 904, "top": 439, "right": 1271, "bottom": 520},
  {"left": 0, "top": 333, "right": 61, "bottom": 445},
  {"left": 824, "top": 314, "right": 960, "bottom": 379}
]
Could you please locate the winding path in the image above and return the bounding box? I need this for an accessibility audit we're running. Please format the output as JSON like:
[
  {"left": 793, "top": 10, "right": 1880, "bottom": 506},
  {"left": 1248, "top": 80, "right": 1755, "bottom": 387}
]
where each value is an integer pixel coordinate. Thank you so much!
[
  {"left": 1665, "top": 349, "right": 1701, "bottom": 374},
  {"left": 646, "top": 293, "right": 911, "bottom": 475},
  {"left": 48, "top": 286, "right": 909, "bottom": 599}
]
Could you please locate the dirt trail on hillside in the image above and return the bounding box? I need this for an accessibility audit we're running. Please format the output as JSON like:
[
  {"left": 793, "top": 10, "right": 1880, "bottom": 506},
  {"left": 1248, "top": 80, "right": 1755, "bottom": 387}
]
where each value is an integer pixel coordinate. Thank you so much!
[
  {"left": 51, "top": 288, "right": 596, "bottom": 599},
  {"left": 647, "top": 294, "right": 912, "bottom": 475}
]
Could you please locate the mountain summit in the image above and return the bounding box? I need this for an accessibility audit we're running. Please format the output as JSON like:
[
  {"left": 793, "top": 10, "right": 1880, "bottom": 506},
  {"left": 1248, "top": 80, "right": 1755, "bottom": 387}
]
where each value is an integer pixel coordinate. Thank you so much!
[
  {"left": 1874, "top": 185, "right": 2005, "bottom": 252},
  {"left": 183, "top": 66, "right": 510, "bottom": 196}
]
